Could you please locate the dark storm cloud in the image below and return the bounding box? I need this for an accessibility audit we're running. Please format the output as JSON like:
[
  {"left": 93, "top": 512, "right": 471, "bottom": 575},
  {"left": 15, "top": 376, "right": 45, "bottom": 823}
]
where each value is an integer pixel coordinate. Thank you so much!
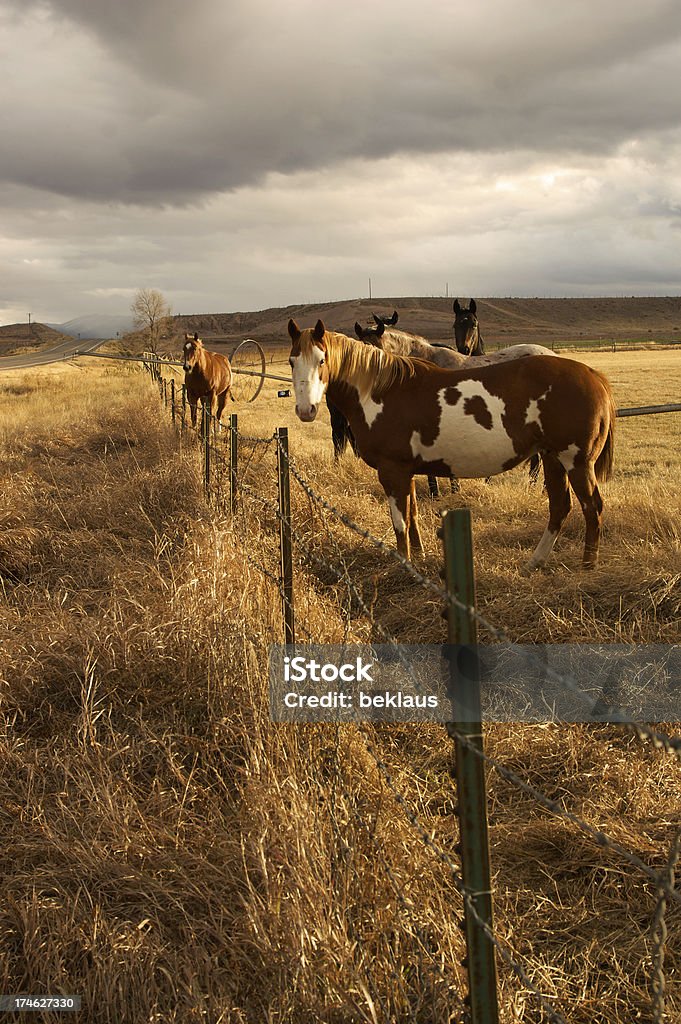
[{"left": 3, "top": 0, "right": 681, "bottom": 204}]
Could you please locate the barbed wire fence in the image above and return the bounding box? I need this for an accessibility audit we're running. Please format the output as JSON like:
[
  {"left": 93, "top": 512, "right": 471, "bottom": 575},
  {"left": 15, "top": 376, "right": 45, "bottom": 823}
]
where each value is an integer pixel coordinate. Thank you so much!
[{"left": 144, "top": 351, "right": 681, "bottom": 1024}]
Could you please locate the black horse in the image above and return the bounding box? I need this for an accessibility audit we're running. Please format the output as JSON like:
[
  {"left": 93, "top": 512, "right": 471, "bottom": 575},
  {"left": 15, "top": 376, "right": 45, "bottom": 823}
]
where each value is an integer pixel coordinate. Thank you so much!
[
  {"left": 453, "top": 298, "right": 485, "bottom": 355},
  {"left": 327, "top": 395, "right": 359, "bottom": 459}
]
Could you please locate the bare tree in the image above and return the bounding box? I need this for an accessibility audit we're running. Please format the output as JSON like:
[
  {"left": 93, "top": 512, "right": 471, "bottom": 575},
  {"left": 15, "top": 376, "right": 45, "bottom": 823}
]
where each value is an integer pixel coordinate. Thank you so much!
[{"left": 131, "top": 288, "right": 172, "bottom": 353}]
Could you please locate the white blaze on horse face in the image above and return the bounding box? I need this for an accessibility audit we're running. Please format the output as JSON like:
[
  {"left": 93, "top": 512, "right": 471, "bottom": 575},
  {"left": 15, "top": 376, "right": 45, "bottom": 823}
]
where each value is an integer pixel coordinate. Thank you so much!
[
  {"left": 290, "top": 347, "right": 326, "bottom": 421},
  {"left": 411, "top": 380, "right": 516, "bottom": 478}
]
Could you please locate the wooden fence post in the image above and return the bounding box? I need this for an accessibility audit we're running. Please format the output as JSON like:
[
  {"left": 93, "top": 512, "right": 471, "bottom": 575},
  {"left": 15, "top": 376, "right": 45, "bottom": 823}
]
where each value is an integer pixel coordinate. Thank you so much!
[
  {"left": 441, "top": 508, "right": 499, "bottom": 1024},
  {"left": 170, "top": 379, "right": 175, "bottom": 425},
  {"left": 229, "top": 414, "right": 238, "bottom": 516},
  {"left": 276, "top": 427, "right": 295, "bottom": 645}
]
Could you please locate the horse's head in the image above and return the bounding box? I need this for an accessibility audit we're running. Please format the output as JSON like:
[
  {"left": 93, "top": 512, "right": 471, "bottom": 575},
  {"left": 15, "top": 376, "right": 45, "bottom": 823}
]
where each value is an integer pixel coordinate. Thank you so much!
[
  {"left": 183, "top": 332, "right": 203, "bottom": 371},
  {"left": 372, "top": 310, "right": 398, "bottom": 328},
  {"left": 355, "top": 320, "right": 384, "bottom": 345},
  {"left": 453, "top": 299, "right": 479, "bottom": 355},
  {"left": 288, "top": 318, "right": 329, "bottom": 421}
]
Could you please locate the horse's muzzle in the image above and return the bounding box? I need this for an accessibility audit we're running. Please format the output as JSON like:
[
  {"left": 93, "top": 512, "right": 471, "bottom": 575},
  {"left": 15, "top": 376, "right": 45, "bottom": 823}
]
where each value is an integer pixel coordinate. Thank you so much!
[{"left": 296, "top": 404, "right": 318, "bottom": 422}]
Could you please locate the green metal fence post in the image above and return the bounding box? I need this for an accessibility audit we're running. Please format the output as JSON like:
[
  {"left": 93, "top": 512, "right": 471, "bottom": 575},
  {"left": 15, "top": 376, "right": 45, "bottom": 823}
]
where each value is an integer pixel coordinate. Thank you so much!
[
  {"left": 229, "top": 413, "right": 238, "bottom": 516},
  {"left": 276, "top": 427, "right": 295, "bottom": 645},
  {"left": 441, "top": 508, "right": 499, "bottom": 1024},
  {"left": 203, "top": 404, "right": 211, "bottom": 499}
]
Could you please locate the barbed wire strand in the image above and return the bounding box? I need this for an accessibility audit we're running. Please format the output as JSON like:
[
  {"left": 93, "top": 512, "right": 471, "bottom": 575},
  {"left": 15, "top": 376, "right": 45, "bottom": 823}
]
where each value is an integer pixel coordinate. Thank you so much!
[
  {"left": 276, "top": 436, "right": 681, "bottom": 766},
  {"left": 651, "top": 829, "right": 681, "bottom": 1023}
]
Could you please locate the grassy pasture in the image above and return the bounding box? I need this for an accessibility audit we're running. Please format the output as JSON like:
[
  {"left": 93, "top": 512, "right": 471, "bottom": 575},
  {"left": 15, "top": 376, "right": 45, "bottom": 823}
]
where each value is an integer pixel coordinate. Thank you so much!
[{"left": 0, "top": 348, "right": 679, "bottom": 1023}]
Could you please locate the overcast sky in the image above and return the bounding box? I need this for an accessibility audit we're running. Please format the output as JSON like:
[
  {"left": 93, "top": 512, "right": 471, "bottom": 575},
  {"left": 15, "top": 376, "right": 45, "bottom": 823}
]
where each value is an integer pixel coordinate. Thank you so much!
[{"left": 2, "top": 0, "right": 681, "bottom": 324}]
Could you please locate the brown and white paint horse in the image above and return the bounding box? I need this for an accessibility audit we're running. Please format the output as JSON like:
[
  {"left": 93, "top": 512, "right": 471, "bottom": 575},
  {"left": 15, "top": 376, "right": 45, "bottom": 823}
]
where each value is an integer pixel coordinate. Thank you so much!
[
  {"left": 182, "top": 333, "right": 233, "bottom": 431},
  {"left": 355, "top": 317, "right": 554, "bottom": 488},
  {"left": 289, "top": 319, "right": 615, "bottom": 569}
]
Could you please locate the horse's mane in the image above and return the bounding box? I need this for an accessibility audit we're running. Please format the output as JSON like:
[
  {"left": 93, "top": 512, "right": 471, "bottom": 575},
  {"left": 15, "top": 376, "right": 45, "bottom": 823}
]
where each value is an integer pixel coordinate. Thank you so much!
[{"left": 301, "top": 329, "right": 416, "bottom": 398}]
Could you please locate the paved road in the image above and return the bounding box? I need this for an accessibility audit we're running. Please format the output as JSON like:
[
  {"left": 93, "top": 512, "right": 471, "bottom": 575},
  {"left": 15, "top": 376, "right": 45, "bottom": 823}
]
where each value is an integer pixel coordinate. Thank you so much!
[{"left": 0, "top": 336, "right": 105, "bottom": 371}]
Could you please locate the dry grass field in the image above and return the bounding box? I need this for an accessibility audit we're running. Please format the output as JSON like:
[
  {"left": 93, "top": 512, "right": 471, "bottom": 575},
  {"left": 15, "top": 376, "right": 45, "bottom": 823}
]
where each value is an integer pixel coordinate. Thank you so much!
[{"left": 0, "top": 345, "right": 680, "bottom": 1023}]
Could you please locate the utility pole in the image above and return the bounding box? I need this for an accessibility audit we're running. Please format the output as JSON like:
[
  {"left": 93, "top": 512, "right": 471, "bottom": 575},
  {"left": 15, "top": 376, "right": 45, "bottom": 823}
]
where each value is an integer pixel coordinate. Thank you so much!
[{"left": 368, "top": 277, "right": 372, "bottom": 300}]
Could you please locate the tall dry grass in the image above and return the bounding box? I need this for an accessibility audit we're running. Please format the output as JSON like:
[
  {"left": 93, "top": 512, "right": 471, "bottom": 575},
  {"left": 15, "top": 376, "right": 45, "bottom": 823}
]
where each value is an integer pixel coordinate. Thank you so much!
[{"left": 0, "top": 350, "right": 679, "bottom": 1022}]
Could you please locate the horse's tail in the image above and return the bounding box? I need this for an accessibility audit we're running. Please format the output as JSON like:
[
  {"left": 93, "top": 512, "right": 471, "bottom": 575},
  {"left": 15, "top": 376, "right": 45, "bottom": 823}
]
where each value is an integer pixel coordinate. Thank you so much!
[{"left": 593, "top": 370, "right": 616, "bottom": 483}]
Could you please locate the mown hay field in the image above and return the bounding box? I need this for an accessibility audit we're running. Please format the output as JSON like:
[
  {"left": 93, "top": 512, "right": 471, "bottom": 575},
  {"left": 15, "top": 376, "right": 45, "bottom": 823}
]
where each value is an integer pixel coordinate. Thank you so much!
[{"left": 0, "top": 347, "right": 679, "bottom": 1023}]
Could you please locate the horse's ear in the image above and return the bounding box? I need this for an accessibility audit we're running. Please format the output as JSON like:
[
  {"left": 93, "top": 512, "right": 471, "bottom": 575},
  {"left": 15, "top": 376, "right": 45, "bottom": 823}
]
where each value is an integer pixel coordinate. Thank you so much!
[
  {"left": 469, "top": 299, "right": 477, "bottom": 314},
  {"left": 372, "top": 313, "right": 381, "bottom": 326},
  {"left": 376, "top": 321, "right": 385, "bottom": 337},
  {"left": 288, "top": 319, "right": 301, "bottom": 341},
  {"left": 390, "top": 310, "right": 398, "bottom": 325},
  {"left": 194, "top": 332, "right": 199, "bottom": 340},
  {"left": 453, "top": 299, "right": 461, "bottom": 314},
  {"left": 313, "top": 320, "right": 325, "bottom": 342},
  {"left": 355, "top": 322, "right": 364, "bottom": 339}
]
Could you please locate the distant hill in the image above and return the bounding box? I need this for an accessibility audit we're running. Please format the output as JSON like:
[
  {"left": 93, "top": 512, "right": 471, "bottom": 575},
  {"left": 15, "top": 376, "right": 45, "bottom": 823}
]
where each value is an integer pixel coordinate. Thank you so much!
[
  {"left": 46, "top": 314, "right": 135, "bottom": 340},
  {"left": 173, "top": 295, "right": 681, "bottom": 351},
  {"left": 0, "top": 322, "right": 74, "bottom": 357},
  {"left": 4, "top": 297, "right": 680, "bottom": 360}
]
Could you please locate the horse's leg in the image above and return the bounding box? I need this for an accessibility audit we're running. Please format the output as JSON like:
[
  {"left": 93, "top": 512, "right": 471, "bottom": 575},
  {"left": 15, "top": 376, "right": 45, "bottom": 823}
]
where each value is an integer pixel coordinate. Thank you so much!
[
  {"left": 199, "top": 397, "right": 209, "bottom": 437},
  {"left": 215, "top": 390, "right": 228, "bottom": 431},
  {"left": 428, "top": 475, "right": 440, "bottom": 498},
  {"left": 189, "top": 396, "right": 198, "bottom": 429},
  {"left": 525, "top": 454, "right": 571, "bottom": 571},
  {"left": 327, "top": 398, "right": 348, "bottom": 459},
  {"left": 408, "top": 478, "right": 424, "bottom": 554},
  {"left": 378, "top": 462, "right": 413, "bottom": 559},
  {"left": 567, "top": 462, "right": 603, "bottom": 568}
]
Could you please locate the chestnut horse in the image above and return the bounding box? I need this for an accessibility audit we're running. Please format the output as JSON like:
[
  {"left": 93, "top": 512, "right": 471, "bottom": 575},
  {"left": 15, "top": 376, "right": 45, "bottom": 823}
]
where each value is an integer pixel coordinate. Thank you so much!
[
  {"left": 288, "top": 320, "right": 615, "bottom": 569},
  {"left": 182, "top": 333, "right": 233, "bottom": 430}
]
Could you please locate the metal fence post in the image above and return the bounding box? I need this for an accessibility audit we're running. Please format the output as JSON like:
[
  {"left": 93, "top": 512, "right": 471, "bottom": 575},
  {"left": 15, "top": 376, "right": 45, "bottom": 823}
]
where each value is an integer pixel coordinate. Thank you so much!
[
  {"left": 203, "top": 404, "right": 211, "bottom": 499},
  {"left": 229, "top": 413, "right": 238, "bottom": 516},
  {"left": 441, "top": 508, "right": 499, "bottom": 1024},
  {"left": 276, "top": 427, "right": 295, "bottom": 645},
  {"left": 170, "top": 379, "right": 175, "bottom": 425}
]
